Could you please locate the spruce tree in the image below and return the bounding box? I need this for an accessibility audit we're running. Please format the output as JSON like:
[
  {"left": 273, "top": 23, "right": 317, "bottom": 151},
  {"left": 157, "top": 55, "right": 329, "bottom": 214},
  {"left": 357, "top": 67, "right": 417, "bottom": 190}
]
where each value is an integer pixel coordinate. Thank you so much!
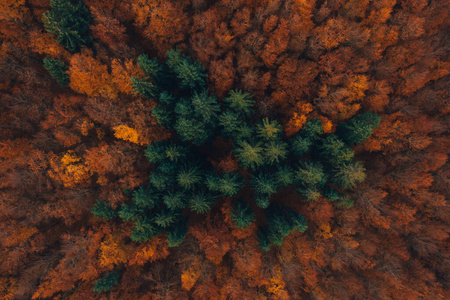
[
  {"left": 251, "top": 172, "right": 277, "bottom": 196},
  {"left": 92, "top": 201, "right": 117, "bottom": 220},
  {"left": 167, "top": 219, "right": 188, "bottom": 247},
  {"left": 43, "top": 0, "right": 92, "bottom": 52},
  {"left": 255, "top": 193, "right": 271, "bottom": 209},
  {"left": 264, "top": 141, "right": 288, "bottom": 165},
  {"left": 166, "top": 49, "right": 207, "bottom": 92},
  {"left": 132, "top": 186, "right": 157, "bottom": 209},
  {"left": 231, "top": 200, "right": 255, "bottom": 229},
  {"left": 163, "top": 191, "right": 186, "bottom": 209},
  {"left": 295, "top": 161, "right": 327, "bottom": 187},
  {"left": 43, "top": 58, "right": 69, "bottom": 86},
  {"left": 332, "top": 161, "right": 367, "bottom": 189},
  {"left": 337, "top": 112, "right": 381, "bottom": 146},
  {"left": 130, "top": 77, "right": 156, "bottom": 98},
  {"left": 206, "top": 172, "right": 244, "bottom": 197},
  {"left": 291, "top": 135, "right": 312, "bottom": 156},
  {"left": 257, "top": 118, "right": 282, "bottom": 140},
  {"left": 191, "top": 91, "right": 220, "bottom": 122},
  {"left": 224, "top": 90, "right": 255, "bottom": 116},
  {"left": 145, "top": 142, "right": 166, "bottom": 164},
  {"left": 189, "top": 192, "right": 216, "bottom": 214},
  {"left": 93, "top": 271, "right": 120, "bottom": 293},
  {"left": 301, "top": 119, "right": 324, "bottom": 141},
  {"left": 151, "top": 105, "right": 173, "bottom": 128},
  {"left": 174, "top": 117, "right": 210, "bottom": 145},
  {"left": 234, "top": 140, "right": 264, "bottom": 169},
  {"left": 318, "top": 134, "right": 355, "bottom": 166},
  {"left": 118, "top": 203, "right": 142, "bottom": 222},
  {"left": 137, "top": 54, "right": 163, "bottom": 80},
  {"left": 154, "top": 208, "right": 179, "bottom": 228},
  {"left": 130, "top": 217, "right": 160, "bottom": 242},
  {"left": 177, "top": 165, "right": 201, "bottom": 190},
  {"left": 274, "top": 164, "right": 295, "bottom": 188}
]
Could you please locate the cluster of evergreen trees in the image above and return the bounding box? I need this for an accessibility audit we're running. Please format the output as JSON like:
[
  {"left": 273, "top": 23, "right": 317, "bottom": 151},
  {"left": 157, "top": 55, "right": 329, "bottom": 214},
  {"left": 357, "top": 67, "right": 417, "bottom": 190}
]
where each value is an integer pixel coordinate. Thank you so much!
[
  {"left": 92, "top": 49, "right": 380, "bottom": 251},
  {"left": 42, "top": 0, "right": 92, "bottom": 86}
]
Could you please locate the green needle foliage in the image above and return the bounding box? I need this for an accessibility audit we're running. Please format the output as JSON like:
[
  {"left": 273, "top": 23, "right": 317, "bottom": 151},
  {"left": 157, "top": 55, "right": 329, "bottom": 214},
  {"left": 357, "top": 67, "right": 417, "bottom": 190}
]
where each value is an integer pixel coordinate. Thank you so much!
[
  {"left": 177, "top": 165, "right": 202, "bottom": 190},
  {"left": 224, "top": 90, "right": 255, "bottom": 116},
  {"left": 131, "top": 77, "right": 156, "bottom": 98},
  {"left": 231, "top": 199, "right": 255, "bottom": 229},
  {"left": 331, "top": 161, "right": 367, "bottom": 189},
  {"left": 274, "top": 164, "right": 295, "bottom": 188},
  {"left": 264, "top": 141, "right": 288, "bottom": 165},
  {"left": 163, "top": 191, "right": 186, "bottom": 209},
  {"left": 43, "top": 0, "right": 91, "bottom": 52},
  {"left": 234, "top": 140, "right": 264, "bottom": 169},
  {"left": 167, "top": 219, "right": 188, "bottom": 247},
  {"left": 93, "top": 270, "right": 120, "bottom": 293},
  {"left": 166, "top": 49, "right": 207, "bottom": 91},
  {"left": 130, "top": 217, "right": 161, "bottom": 242},
  {"left": 252, "top": 172, "right": 277, "bottom": 196},
  {"left": 337, "top": 112, "right": 381, "bottom": 146},
  {"left": 189, "top": 192, "right": 216, "bottom": 214},
  {"left": 92, "top": 201, "right": 117, "bottom": 220},
  {"left": 295, "top": 161, "right": 327, "bottom": 187},
  {"left": 257, "top": 118, "right": 283, "bottom": 140},
  {"left": 206, "top": 172, "right": 244, "bottom": 197},
  {"left": 93, "top": 49, "right": 379, "bottom": 251},
  {"left": 43, "top": 58, "right": 69, "bottom": 86}
]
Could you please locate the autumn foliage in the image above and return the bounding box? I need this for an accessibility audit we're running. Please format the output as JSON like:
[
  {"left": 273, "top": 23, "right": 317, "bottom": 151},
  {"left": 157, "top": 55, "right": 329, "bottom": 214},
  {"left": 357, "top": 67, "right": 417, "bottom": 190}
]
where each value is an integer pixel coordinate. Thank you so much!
[{"left": 0, "top": 0, "right": 449, "bottom": 299}]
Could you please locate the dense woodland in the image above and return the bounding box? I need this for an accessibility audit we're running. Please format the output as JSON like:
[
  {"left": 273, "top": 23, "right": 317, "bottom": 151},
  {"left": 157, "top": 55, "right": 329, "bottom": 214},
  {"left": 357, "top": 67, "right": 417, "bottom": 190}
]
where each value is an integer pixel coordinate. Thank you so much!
[{"left": 0, "top": 0, "right": 449, "bottom": 299}]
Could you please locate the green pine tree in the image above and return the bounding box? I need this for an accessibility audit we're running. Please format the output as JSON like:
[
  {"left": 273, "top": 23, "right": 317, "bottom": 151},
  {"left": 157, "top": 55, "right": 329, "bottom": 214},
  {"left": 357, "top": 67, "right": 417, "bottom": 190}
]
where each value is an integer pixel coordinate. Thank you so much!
[
  {"left": 166, "top": 49, "right": 207, "bottom": 92},
  {"left": 154, "top": 208, "right": 179, "bottom": 228},
  {"left": 274, "top": 164, "right": 295, "bottom": 188},
  {"left": 42, "top": 0, "right": 92, "bottom": 52},
  {"left": 118, "top": 203, "right": 142, "bottom": 222},
  {"left": 43, "top": 58, "right": 69, "bottom": 86},
  {"left": 152, "top": 105, "right": 173, "bottom": 127},
  {"left": 130, "top": 77, "right": 156, "bottom": 98},
  {"left": 93, "top": 270, "right": 120, "bottom": 293},
  {"left": 130, "top": 217, "right": 160, "bottom": 242},
  {"left": 163, "top": 191, "right": 187, "bottom": 209},
  {"left": 234, "top": 140, "right": 264, "bottom": 169},
  {"left": 191, "top": 90, "right": 220, "bottom": 122},
  {"left": 92, "top": 201, "right": 117, "bottom": 220},
  {"left": 174, "top": 117, "right": 210, "bottom": 145},
  {"left": 177, "top": 165, "right": 202, "bottom": 190},
  {"left": 337, "top": 112, "right": 381, "bottom": 146},
  {"left": 149, "top": 172, "right": 173, "bottom": 191},
  {"left": 167, "top": 219, "right": 188, "bottom": 247},
  {"left": 264, "top": 141, "right": 288, "bottom": 165},
  {"left": 137, "top": 53, "right": 163, "bottom": 79},
  {"left": 295, "top": 161, "right": 327, "bottom": 187},
  {"left": 331, "top": 161, "right": 367, "bottom": 189},
  {"left": 291, "top": 136, "right": 312, "bottom": 156},
  {"left": 251, "top": 172, "right": 277, "bottom": 196},
  {"left": 256, "top": 118, "right": 282, "bottom": 140},
  {"left": 132, "top": 186, "right": 157, "bottom": 209},
  {"left": 298, "top": 186, "right": 322, "bottom": 202},
  {"left": 219, "top": 110, "right": 242, "bottom": 137},
  {"left": 255, "top": 193, "right": 271, "bottom": 209},
  {"left": 318, "top": 134, "right": 355, "bottom": 167},
  {"left": 145, "top": 142, "right": 166, "bottom": 164},
  {"left": 301, "top": 119, "right": 324, "bottom": 141},
  {"left": 231, "top": 200, "right": 255, "bottom": 229},
  {"left": 224, "top": 90, "right": 255, "bottom": 117},
  {"left": 206, "top": 172, "right": 244, "bottom": 197},
  {"left": 189, "top": 192, "right": 216, "bottom": 214}
]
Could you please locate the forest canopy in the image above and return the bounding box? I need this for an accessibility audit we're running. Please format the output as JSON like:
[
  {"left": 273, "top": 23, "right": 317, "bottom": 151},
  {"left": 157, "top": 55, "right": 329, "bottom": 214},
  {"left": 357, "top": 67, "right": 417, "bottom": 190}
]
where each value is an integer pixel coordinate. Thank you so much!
[{"left": 0, "top": 0, "right": 448, "bottom": 299}]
